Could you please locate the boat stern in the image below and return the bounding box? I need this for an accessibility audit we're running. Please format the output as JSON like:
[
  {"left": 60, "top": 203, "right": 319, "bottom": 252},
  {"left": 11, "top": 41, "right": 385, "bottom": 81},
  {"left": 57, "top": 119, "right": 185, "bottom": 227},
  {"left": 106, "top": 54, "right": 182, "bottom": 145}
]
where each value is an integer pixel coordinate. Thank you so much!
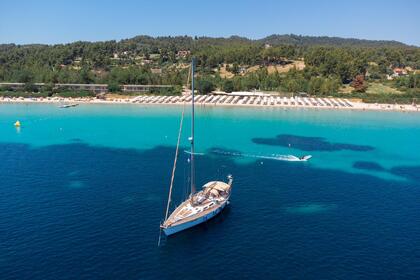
[{"left": 227, "top": 174, "right": 233, "bottom": 186}]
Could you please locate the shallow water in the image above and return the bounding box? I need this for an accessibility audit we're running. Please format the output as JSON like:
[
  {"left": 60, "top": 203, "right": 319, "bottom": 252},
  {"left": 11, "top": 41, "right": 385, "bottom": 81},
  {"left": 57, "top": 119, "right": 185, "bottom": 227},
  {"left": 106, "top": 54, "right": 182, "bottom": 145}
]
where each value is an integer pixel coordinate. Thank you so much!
[{"left": 0, "top": 103, "right": 419, "bottom": 279}]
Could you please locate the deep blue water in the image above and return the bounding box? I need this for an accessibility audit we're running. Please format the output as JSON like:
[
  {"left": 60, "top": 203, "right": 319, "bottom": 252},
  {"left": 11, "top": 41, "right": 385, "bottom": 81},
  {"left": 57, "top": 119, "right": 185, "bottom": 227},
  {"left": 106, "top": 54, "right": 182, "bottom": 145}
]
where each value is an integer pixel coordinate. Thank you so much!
[{"left": 0, "top": 104, "right": 419, "bottom": 279}]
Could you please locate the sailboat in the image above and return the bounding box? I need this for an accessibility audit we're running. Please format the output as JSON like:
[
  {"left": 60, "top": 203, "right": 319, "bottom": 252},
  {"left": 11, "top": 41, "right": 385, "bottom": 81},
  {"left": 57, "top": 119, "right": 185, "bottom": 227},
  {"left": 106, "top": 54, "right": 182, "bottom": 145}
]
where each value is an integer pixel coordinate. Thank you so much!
[{"left": 160, "top": 59, "right": 233, "bottom": 236}]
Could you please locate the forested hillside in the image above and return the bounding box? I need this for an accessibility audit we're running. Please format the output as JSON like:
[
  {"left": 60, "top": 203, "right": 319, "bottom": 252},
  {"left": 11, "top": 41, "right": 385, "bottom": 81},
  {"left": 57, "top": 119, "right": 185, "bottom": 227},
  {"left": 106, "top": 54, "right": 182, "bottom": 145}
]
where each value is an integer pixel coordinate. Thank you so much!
[
  {"left": 258, "top": 34, "right": 409, "bottom": 47},
  {"left": 0, "top": 34, "right": 419, "bottom": 101}
]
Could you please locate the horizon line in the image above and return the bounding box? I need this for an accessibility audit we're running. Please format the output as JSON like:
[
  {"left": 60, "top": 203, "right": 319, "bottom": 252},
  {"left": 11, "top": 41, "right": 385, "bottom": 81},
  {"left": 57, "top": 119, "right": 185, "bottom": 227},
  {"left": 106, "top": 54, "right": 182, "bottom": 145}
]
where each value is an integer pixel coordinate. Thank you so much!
[{"left": 1, "top": 33, "right": 417, "bottom": 47}]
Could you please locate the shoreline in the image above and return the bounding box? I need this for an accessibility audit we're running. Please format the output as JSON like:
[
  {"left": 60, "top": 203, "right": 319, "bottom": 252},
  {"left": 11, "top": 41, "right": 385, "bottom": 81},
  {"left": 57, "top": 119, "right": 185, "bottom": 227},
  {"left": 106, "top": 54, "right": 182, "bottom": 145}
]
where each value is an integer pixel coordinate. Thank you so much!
[{"left": 1, "top": 95, "right": 419, "bottom": 113}]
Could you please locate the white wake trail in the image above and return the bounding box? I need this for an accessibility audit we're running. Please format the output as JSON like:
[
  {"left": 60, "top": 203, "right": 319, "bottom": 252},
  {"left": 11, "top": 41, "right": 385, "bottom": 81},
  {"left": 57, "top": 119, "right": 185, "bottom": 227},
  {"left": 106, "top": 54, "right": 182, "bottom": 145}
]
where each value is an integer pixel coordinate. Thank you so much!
[{"left": 211, "top": 149, "right": 311, "bottom": 162}]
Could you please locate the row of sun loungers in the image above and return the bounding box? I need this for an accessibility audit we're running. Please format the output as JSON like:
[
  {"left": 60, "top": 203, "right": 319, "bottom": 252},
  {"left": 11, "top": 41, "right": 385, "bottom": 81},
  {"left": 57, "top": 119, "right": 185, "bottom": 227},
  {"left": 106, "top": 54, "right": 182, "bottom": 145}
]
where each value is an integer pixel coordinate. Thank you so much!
[
  {"left": 130, "top": 95, "right": 354, "bottom": 108},
  {"left": 4, "top": 95, "right": 419, "bottom": 111},
  {"left": 0, "top": 95, "right": 354, "bottom": 108}
]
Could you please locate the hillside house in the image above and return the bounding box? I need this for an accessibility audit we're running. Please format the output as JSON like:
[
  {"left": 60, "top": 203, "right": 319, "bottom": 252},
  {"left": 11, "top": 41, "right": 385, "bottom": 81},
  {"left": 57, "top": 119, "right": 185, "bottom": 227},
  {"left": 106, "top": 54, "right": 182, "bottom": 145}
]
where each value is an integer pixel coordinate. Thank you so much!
[
  {"left": 387, "top": 67, "right": 409, "bottom": 80},
  {"left": 177, "top": 50, "right": 190, "bottom": 58},
  {"left": 151, "top": 68, "right": 162, "bottom": 74}
]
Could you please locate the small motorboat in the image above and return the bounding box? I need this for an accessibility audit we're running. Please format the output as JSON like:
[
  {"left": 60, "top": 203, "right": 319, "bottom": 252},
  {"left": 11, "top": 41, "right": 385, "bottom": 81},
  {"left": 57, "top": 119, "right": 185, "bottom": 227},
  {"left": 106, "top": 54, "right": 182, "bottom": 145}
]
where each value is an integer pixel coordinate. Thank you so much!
[
  {"left": 299, "top": 155, "right": 312, "bottom": 161},
  {"left": 58, "top": 103, "right": 79, "bottom": 108},
  {"left": 283, "top": 155, "right": 312, "bottom": 161}
]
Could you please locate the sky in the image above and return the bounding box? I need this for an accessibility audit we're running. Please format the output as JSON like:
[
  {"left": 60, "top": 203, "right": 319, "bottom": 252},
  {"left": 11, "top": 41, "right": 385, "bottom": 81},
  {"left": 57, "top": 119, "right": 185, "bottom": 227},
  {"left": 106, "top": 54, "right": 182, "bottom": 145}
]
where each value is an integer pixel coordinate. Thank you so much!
[{"left": 0, "top": 0, "right": 419, "bottom": 46}]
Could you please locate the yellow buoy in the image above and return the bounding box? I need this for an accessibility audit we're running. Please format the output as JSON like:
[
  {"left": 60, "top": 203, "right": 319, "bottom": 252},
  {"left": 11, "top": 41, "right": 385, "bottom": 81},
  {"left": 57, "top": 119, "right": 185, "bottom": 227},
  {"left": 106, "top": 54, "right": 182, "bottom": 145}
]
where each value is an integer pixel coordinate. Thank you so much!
[{"left": 14, "top": 120, "right": 21, "bottom": 127}]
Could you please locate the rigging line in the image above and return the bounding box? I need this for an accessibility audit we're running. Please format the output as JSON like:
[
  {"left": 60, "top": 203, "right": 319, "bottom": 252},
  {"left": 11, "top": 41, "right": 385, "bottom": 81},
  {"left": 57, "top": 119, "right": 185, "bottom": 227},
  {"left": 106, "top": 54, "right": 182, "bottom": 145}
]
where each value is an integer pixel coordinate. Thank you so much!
[
  {"left": 159, "top": 64, "right": 191, "bottom": 247},
  {"left": 159, "top": 94, "right": 187, "bottom": 247},
  {"left": 163, "top": 64, "right": 191, "bottom": 222},
  {"left": 164, "top": 102, "right": 185, "bottom": 221}
]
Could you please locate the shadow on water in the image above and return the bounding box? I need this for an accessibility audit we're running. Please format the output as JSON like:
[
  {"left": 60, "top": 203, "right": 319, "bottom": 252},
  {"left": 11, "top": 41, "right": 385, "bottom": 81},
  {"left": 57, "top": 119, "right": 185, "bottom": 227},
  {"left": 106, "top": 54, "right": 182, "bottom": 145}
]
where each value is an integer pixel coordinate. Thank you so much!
[
  {"left": 353, "top": 161, "right": 386, "bottom": 171},
  {"left": 284, "top": 203, "right": 337, "bottom": 214},
  {"left": 389, "top": 165, "right": 420, "bottom": 182},
  {"left": 252, "top": 134, "right": 375, "bottom": 152},
  {"left": 353, "top": 161, "right": 420, "bottom": 182},
  {"left": 0, "top": 142, "right": 419, "bottom": 280}
]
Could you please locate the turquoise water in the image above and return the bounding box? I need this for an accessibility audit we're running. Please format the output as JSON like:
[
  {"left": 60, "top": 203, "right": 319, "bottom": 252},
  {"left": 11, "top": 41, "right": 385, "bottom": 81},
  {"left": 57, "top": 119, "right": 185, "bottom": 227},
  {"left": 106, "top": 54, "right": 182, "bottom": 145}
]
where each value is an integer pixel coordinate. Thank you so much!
[
  {"left": 1, "top": 103, "right": 419, "bottom": 279},
  {"left": 2, "top": 103, "right": 420, "bottom": 180}
]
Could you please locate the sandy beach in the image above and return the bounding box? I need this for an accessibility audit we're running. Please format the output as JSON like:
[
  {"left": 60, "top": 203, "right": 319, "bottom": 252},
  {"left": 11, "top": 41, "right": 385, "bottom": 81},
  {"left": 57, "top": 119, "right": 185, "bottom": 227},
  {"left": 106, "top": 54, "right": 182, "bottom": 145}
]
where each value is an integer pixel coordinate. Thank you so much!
[{"left": 0, "top": 95, "right": 419, "bottom": 112}]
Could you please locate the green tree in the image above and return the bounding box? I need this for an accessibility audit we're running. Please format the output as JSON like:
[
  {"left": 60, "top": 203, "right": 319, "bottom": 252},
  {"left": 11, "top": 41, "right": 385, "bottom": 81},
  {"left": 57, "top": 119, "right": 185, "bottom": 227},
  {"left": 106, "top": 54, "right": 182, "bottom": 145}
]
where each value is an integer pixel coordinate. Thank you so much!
[
  {"left": 308, "top": 77, "right": 323, "bottom": 94},
  {"left": 286, "top": 80, "right": 300, "bottom": 93},
  {"left": 24, "top": 82, "right": 38, "bottom": 93},
  {"left": 17, "top": 70, "right": 34, "bottom": 83},
  {"left": 42, "top": 83, "right": 54, "bottom": 96},
  {"left": 80, "top": 67, "right": 93, "bottom": 83},
  {"left": 231, "top": 63, "right": 240, "bottom": 75},
  {"left": 108, "top": 82, "right": 121, "bottom": 92},
  {"left": 222, "top": 80, "right": 234, "bottom": 93},
  {"left": 197, "top": 78, "right": 215, "bottom": 94}
]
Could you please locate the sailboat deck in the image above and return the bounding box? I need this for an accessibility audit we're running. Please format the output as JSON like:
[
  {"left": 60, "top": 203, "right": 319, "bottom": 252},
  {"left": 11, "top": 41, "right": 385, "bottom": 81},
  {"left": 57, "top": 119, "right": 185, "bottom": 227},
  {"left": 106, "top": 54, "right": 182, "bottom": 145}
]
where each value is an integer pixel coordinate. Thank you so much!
[
  {"left": 163, "top": 181, "right": 232, "bottom": 227},
  {"left": 164, "top": 195, "right": 224, "bottom": 226}
]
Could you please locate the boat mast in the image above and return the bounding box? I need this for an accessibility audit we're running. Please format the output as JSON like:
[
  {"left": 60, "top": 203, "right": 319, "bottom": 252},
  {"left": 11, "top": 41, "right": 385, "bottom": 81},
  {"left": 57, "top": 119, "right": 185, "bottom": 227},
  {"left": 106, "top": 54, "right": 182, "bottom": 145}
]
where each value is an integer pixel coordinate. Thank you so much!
[{"left": 190, "top": 58, "right": 196, "bottom": 195}]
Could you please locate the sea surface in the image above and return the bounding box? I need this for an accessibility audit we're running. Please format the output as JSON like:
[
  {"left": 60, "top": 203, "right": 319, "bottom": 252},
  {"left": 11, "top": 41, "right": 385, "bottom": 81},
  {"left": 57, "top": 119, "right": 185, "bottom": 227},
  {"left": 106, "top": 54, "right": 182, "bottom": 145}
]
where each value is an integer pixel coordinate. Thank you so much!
[{"left": 0, "top": 103, "right": 419, "bottom": 279}]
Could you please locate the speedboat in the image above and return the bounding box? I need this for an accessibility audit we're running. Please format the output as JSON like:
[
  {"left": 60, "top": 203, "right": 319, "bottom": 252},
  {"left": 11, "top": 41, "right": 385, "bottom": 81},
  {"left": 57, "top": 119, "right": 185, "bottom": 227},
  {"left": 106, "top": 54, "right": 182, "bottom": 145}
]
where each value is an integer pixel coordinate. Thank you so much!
[
  {"left": 299, "top": 155, "right": 312, "bottom": 161},
  {"left": 284, "top": 155, "right": 312, "bottom": 161}
]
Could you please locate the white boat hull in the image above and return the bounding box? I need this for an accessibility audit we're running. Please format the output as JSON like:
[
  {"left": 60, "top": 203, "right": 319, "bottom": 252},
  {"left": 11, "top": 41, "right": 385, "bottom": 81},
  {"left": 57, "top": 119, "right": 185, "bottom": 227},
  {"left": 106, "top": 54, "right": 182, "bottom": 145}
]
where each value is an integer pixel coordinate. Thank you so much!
[{"left": 163, "top": 201, "right": 228, "bottom": 236}]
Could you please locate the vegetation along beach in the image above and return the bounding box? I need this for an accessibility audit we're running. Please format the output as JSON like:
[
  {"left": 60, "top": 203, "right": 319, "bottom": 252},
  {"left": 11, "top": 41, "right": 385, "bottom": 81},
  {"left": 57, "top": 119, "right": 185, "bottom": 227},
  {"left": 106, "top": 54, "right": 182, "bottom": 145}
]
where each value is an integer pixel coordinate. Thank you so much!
[{"left": 1, "top": 35, "right": 419, "bottom": 110}]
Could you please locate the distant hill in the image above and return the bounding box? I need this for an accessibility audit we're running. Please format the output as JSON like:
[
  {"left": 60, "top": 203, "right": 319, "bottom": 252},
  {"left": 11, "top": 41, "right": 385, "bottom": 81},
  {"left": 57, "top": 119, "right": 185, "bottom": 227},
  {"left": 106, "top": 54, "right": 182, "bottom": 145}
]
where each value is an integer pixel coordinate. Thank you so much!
[
  {"left": 1, "top": 33, "right": 418, "bottom": 87},
  {"left": 119, "top": 34, "right": 412, "bottom": 49},
  {"left": 258, "top": 34, "right": 409, "bottom": 48},
  {"left": 0, "top": 34, "right": 412, "bottom": 49},
  {"left": 1, "top": 32, "right": 419, "bottom": 99}
]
